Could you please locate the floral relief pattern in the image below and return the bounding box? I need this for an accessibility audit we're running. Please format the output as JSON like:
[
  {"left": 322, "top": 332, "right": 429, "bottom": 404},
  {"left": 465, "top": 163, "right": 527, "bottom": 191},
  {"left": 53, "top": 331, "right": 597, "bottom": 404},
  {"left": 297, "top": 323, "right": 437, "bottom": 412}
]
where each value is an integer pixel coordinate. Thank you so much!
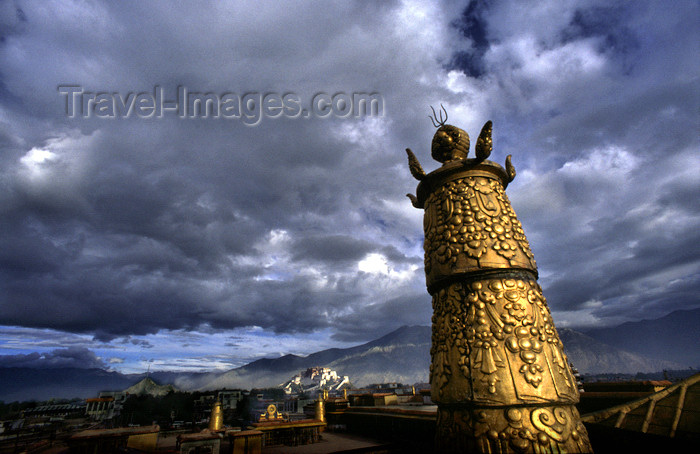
[
  {"left": 430, "top": 277, "right": 577, "bottom": 403},
  {"left": 430, "top": 284, "right": 470, "bottom": 396},
  {"left": 423, "top": 175, "right": 536, "bottom": 278},
  {"left": 435, "top": 405, "right": 590, "bottom": 453}
]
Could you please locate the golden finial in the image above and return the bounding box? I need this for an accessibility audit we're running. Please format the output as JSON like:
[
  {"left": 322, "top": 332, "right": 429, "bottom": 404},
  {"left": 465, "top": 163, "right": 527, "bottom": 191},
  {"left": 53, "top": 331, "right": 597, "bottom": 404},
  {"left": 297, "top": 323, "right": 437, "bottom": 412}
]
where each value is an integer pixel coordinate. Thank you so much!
[
  {"left": 208, "top": 400, "right": 223, "bottom": 431},
  {"left": 406, "top": 193, "right": 420, "bottom": 208},
  {"left": 427, "top": 106, "right": 470, "bottom": 164},
  {"left": 406, "top": 148, "right": 426, "bottom": 180},
  {"left": 315, "top": 392, "right": 326, "bottom": 422},
  {"left": 428, "top": 104, "right": 448, "bottom": 128},
  {"left": 475, "top": 121, "right": 492, "bottom": 161},
  {"left": 505, "top": 154, "right": 516, "bottom": 182}
]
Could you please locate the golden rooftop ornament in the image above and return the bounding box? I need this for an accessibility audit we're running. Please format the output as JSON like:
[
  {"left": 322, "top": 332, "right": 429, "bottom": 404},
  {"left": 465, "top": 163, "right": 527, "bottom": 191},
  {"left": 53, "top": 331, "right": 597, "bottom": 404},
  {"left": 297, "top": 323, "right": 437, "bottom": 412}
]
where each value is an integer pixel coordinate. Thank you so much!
[
  {"left": 406, "top": 111, "right": 593, "bottom": 453},
  {"left": 208, "top": 399, "right": 223, "bottom": 432},
  {"left": 315, "top": 391, "right": 326, "bottom": 423}
]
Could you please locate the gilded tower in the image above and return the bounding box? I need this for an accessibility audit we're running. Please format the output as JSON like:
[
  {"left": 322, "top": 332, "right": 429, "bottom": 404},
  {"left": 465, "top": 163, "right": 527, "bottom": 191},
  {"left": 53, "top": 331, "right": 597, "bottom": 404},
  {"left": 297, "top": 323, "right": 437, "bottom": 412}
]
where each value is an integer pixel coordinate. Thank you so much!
[{"left": 406, "top": 110, "right": 593, "bottom": 453}]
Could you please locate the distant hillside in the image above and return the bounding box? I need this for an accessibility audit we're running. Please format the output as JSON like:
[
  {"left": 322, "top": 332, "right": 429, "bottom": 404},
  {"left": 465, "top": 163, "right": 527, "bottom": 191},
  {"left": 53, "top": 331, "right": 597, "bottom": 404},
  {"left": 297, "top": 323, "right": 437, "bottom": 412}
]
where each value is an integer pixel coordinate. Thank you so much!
[
  {"left": 0, "top": 369, "right": 208, "bottom": 402},
  {"left": 181, "top": 325, "right": 431, "bottom": 390},
  {"left": 583, "top": 308, "right": 700, "bottom": 367},
  {"left": 558, "top": 329, "right": 683, "bottom": 374},
  {"left": 0, "top": 367, "right": 137, "bottom": 402},
  {"left": 325, "top": 326, "right": 430, "bottom": 386}
]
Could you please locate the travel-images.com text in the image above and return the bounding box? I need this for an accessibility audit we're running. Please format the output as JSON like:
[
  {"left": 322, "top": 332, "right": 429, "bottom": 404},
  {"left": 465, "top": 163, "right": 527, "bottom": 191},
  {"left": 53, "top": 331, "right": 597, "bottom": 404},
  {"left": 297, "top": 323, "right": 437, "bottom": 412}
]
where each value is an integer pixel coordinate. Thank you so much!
[{"left": 58, "top": 86, "right": 384, "bottom": 126}]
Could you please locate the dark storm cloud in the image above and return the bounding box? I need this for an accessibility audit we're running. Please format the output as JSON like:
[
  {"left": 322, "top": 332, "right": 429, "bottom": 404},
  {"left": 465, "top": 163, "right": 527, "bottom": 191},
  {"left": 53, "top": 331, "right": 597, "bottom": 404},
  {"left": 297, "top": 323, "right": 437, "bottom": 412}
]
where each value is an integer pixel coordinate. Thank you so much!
[
  {"left": 449, "top": 0, "right": 491, "bottom": 77},
  {"left": 561, "top": 5, "right": 639, "bottom": 57},
  {"left": 121, "top": 337, "right": 154, "bottom": 349},
  {"left": 0, "top": 0, "right": 697, "bottom": 362},
  {"left": 291, "top": 235, "right": 375, "bottom": 263},
  {"left": 511, "top": 144, "right": 699, "bottom": 324},
  {"left": 331, "top": 292, "right": 432, "bottom": 342},
  {"left": 0, "top": 347, "right": 105, "bottom": 369},
  {"left": 291, "top": 235, "right": 417, "bottom": 266}
]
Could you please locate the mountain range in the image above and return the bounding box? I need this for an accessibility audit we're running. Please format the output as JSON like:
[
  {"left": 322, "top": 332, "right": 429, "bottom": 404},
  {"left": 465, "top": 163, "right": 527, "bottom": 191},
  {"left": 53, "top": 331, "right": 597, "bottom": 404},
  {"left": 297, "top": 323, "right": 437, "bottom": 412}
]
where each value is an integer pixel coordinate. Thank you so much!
[
  {"left": 172, "top": 325, "right": 432, "bottom": 392},
  {"left": 1, "top": 309, "right": 697, "bottom": 402},
  {"left": 582, "top": 308, "right": 700, "bottom": 366}
]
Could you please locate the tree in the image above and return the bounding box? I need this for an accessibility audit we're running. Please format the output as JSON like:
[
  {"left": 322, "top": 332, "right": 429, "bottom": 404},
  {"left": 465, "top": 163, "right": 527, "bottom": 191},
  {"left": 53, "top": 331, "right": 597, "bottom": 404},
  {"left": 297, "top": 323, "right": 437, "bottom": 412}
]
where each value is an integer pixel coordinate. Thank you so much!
[{"left": 122, "top": 391, "right": 195, "bottom": 427}]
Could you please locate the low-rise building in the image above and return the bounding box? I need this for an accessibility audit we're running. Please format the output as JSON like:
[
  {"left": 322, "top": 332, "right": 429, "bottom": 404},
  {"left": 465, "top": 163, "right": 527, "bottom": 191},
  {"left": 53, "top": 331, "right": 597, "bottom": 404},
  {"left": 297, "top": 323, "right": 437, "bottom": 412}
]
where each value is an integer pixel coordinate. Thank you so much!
[
  {"left": 193, "top": 394, "right": 217, "bottom": 423},
  {"left": 85, "top": 391, "right": 127, "bottom": 421},
  {"left": 22, "top": 403, "right": 85, "bottom": 419},
  {"left": 217, "top": 390, "right": 245, "bottom": 410}
]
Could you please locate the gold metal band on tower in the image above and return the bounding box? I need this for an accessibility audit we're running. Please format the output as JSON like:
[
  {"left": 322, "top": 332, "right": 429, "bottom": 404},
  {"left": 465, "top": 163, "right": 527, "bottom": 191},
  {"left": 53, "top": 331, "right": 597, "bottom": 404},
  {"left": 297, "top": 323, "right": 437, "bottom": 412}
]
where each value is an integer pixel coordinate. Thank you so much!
[{"left": 407, "top": 120, "right": 593, "bottom": 453}]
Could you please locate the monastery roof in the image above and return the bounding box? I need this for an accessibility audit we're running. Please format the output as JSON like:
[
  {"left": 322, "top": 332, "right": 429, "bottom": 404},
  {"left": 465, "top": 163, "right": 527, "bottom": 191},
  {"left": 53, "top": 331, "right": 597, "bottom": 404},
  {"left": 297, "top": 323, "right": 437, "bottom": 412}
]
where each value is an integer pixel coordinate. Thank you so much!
[
  {"left": 178, "top": 431, "right": 221, "bottom": 441},
  {"left": 70, "top": 425, "right": 160, "bottom": 440},
  {"left": 23, "top": 403, "right": 84, "bottom": 415},
  {"left": 583, "top": 380, "right": 672, "bottom": 392},
  {"left": 581, "top": 372, "right": 700, "bottom": 440},
  {"left": 86, "top": 397, "right": 114, "bottom": 402}
]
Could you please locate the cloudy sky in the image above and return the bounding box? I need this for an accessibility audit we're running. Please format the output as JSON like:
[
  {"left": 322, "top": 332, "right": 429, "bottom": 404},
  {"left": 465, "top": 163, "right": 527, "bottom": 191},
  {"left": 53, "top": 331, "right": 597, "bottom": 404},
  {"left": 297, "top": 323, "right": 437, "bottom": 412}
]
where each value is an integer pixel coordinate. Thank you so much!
[{"left": 0, "top": 0, "right": 698, "bottom": 374}]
